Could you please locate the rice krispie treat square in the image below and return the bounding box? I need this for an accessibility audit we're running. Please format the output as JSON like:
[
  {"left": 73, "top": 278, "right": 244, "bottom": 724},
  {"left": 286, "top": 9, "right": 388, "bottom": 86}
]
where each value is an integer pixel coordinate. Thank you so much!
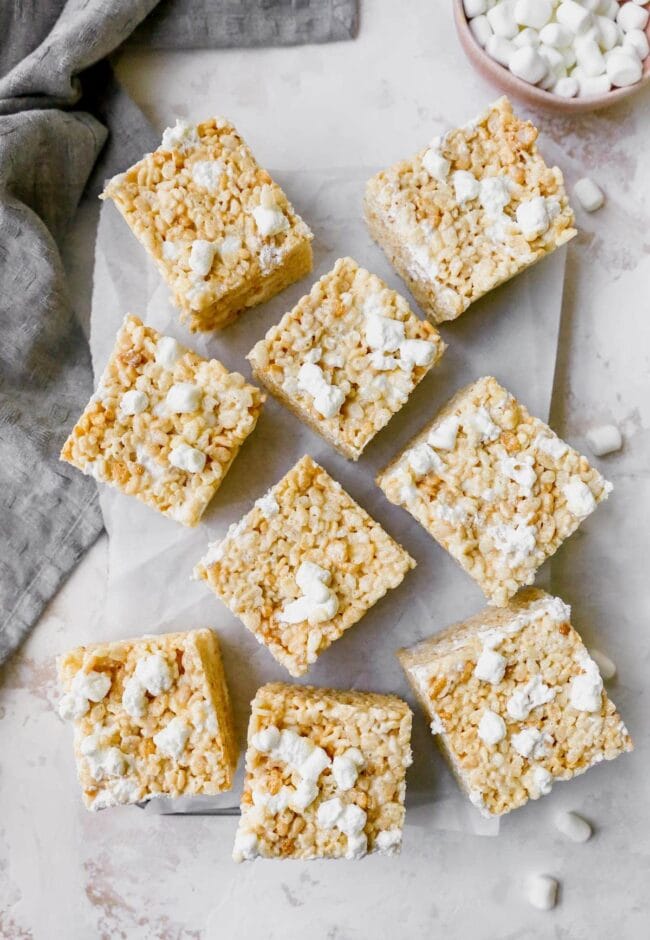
[
  {"left": 61, "top": 315, "right": 265, "bottom": 527},
  {"left": 377, "top": 376, "right": 612, "bottom": 607},
  {"left": 233, "top": 682, "right": 412, "bottom": 861},
  {"left": 247, "top": 257, "right": 445, "bottom": 460},
  {"left": 398, "top": 589, "right": 632, "bottom": 818},
  {"left": 57, "top": 629, "right": 238, "bottom": 810},
  {"left": 364, "top": 96, "right": 576, "bottom": 324},
  {"left": 102, "top": 117, "right": 313, "bottom": 332},
  {"left": 195, "top": 455, "right": 415, "bottom": 677}
]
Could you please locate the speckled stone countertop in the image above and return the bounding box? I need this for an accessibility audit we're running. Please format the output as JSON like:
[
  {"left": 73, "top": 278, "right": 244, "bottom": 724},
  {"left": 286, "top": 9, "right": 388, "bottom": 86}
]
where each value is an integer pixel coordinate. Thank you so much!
[{"left": 1, "top": 2, "right": 649, "bottom": 937}]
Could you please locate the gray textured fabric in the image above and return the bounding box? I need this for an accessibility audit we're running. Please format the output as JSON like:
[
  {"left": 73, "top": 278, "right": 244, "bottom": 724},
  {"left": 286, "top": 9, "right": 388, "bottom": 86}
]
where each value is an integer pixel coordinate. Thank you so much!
[
  {"left": 0, "top": 1, "right": 160, "bottom": 664},
  {"left": 131, "top": 0, "right": 359, "bottom": 49},
  {"left": 0, "top": 0, "right": 359, "bottom": 664}
]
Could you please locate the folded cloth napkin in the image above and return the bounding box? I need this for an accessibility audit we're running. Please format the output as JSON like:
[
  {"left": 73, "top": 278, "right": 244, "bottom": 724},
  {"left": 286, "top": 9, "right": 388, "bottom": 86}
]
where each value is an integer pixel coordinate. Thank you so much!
[
  {"left": 0, "top": 0, "right": 359, "bottom": 664},
  {"left": 130, "top": 0, "right": 359, "bottom": 48}
]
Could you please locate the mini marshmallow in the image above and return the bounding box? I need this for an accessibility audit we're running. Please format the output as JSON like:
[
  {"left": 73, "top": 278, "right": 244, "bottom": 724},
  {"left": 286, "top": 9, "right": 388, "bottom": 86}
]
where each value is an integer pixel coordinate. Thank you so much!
[
  {"left": 463, "top": 0, "right": 488, "bottom": 16},
  {"left": 574, "top": 177, "right": 605, "bottom": 212},
  {"left": 596, "top": 15, "right": 622, "bottom": 51},
  {"left": 539, "top": 22, "right": 574, "bottom": 48},
  {"left": 607, "top": 47, "right": 643, "bottom": 86},
  {"left": 554, "top": 75, "right": 579, "bottom": 96},
  {"left": 617, "top": 2, "right": 649, "bottom": 34},
  {"left": 575, "top": 68, "right": 612, "bottom": 94},
  {"left": 624, "top": 28, "right": 650, "bottom": 60},
  {"left": 509, "top": 44, "right": 548, "bottom": 82},
  {"left": 600, "top": 0, "right": 619, "bottom": 16},
  {"left": 576, "top": 36, "right": 607, "bottom": 74},
  {"left": 586, "top": 422, "right": 622, "bottom": 455},
  {"left": 540, "top": 42, "right": 567, "bottom": 71},
  {"left": 513, "top": 26, "right": 540, "bottom": 47},
  {"left": 555, "top": 811, "right": 593, "bottom": 843},
  {"left": 527, "top": 874, "right": 558, "bottom": 911},
  {"left": 588, "top": 647, "right": 617, "bottom": 680},
  {"left": 487, "top": 1, "right": 519, "bottom": 38},
  {"left": 515, "top": 0, "right": 552, "bottom": 30},
  {"left": 120, "top": 390, "right": 148, "bottom": 415},
  {"left": 487, "top": 33, "right": 516, "bottom": 65},
  {"left": 557, "top": 1, "right": 593, "bottom": 35},
  {"left": 581, "top": 0, "right": 601, "bottom": 11},
  {"left": 469, "top": 13, "right": 494, "bottom": 46},
  {"left": 563, "top": 45, "right": 578, "bottom": 68}
]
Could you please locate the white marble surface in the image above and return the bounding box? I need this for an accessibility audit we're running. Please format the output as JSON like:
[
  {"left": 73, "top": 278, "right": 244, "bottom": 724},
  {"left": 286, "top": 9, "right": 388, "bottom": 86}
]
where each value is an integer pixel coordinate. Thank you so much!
[{"left": 2, "top": 2, "right": 650, "bottom": 937}]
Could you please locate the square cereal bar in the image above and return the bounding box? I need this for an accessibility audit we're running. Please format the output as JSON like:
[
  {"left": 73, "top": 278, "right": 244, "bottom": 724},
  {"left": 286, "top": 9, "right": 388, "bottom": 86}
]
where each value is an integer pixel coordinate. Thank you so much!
[
  {"left": 57, "top": 628, "right": 238, "bottom": 810},
  {"left": 61, "top": 314, "right": 265, "bottom": 527},
  {"left": 247, "top": 257, "right": 445, "bottom": 460},
  {"left": 195, "top": 455, "right": 415, "bottom": 677},
  {"left": 398, "top": 589, "right": 632, "bottom": 818},
  {"left": 102, "top": 117, "right": 313, "bottom": 331},
  {"left": 377, "top": 376, "right": 612, "bottom": 607},
  {"left": 233, "top": 682, "right": 412, "bottom": 861},
  {"left": 364, "top": 96, "right": 576, "bottom": 324}
]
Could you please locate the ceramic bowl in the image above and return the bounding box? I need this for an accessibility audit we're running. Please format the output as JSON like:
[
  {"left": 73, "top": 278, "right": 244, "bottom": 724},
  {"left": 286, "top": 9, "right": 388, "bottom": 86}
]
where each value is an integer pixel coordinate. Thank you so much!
[{"left": 453, "top": 0, "right": 650, "bottom": 113}]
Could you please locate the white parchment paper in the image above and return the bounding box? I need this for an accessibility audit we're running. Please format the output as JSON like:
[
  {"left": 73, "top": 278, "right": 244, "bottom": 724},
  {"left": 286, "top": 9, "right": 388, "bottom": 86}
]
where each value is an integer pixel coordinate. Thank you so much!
[{"left": 90, "top": 167, "right": 567, "bottom": 834}]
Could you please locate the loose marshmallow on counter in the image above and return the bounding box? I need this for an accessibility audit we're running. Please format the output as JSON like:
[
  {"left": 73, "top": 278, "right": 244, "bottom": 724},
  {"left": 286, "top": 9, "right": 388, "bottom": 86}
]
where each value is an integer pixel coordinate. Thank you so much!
[
  {"left": 573, "top": 176, "right": 605, "bottom": 212},
  {"left": 588, "top": 647, "right": 617, "bottom": 680},
  {"left": 526, "top": 874, "right": 559, "bottom": 911},
  {"left": 555, "top": 810, "right": 593, "bottom": 843}
]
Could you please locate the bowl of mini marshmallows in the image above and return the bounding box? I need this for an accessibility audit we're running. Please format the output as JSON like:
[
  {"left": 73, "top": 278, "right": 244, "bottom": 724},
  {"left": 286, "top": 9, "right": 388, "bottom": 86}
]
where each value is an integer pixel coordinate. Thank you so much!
[{"left": 454, "top": 0, "right": 650, "bottom": 112}]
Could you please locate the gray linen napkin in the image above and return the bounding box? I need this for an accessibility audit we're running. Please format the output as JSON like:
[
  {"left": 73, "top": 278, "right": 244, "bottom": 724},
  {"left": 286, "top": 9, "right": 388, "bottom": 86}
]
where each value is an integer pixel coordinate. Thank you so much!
[{"left": 0, "top": 0, "right": 358, "bottom": 664}]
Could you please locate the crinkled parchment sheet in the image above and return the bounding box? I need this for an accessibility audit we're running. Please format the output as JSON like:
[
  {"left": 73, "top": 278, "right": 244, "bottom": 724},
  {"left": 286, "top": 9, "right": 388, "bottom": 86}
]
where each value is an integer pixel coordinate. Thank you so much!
[{"left": 90, "top": 166, "right": 567, "bottom": 835}]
